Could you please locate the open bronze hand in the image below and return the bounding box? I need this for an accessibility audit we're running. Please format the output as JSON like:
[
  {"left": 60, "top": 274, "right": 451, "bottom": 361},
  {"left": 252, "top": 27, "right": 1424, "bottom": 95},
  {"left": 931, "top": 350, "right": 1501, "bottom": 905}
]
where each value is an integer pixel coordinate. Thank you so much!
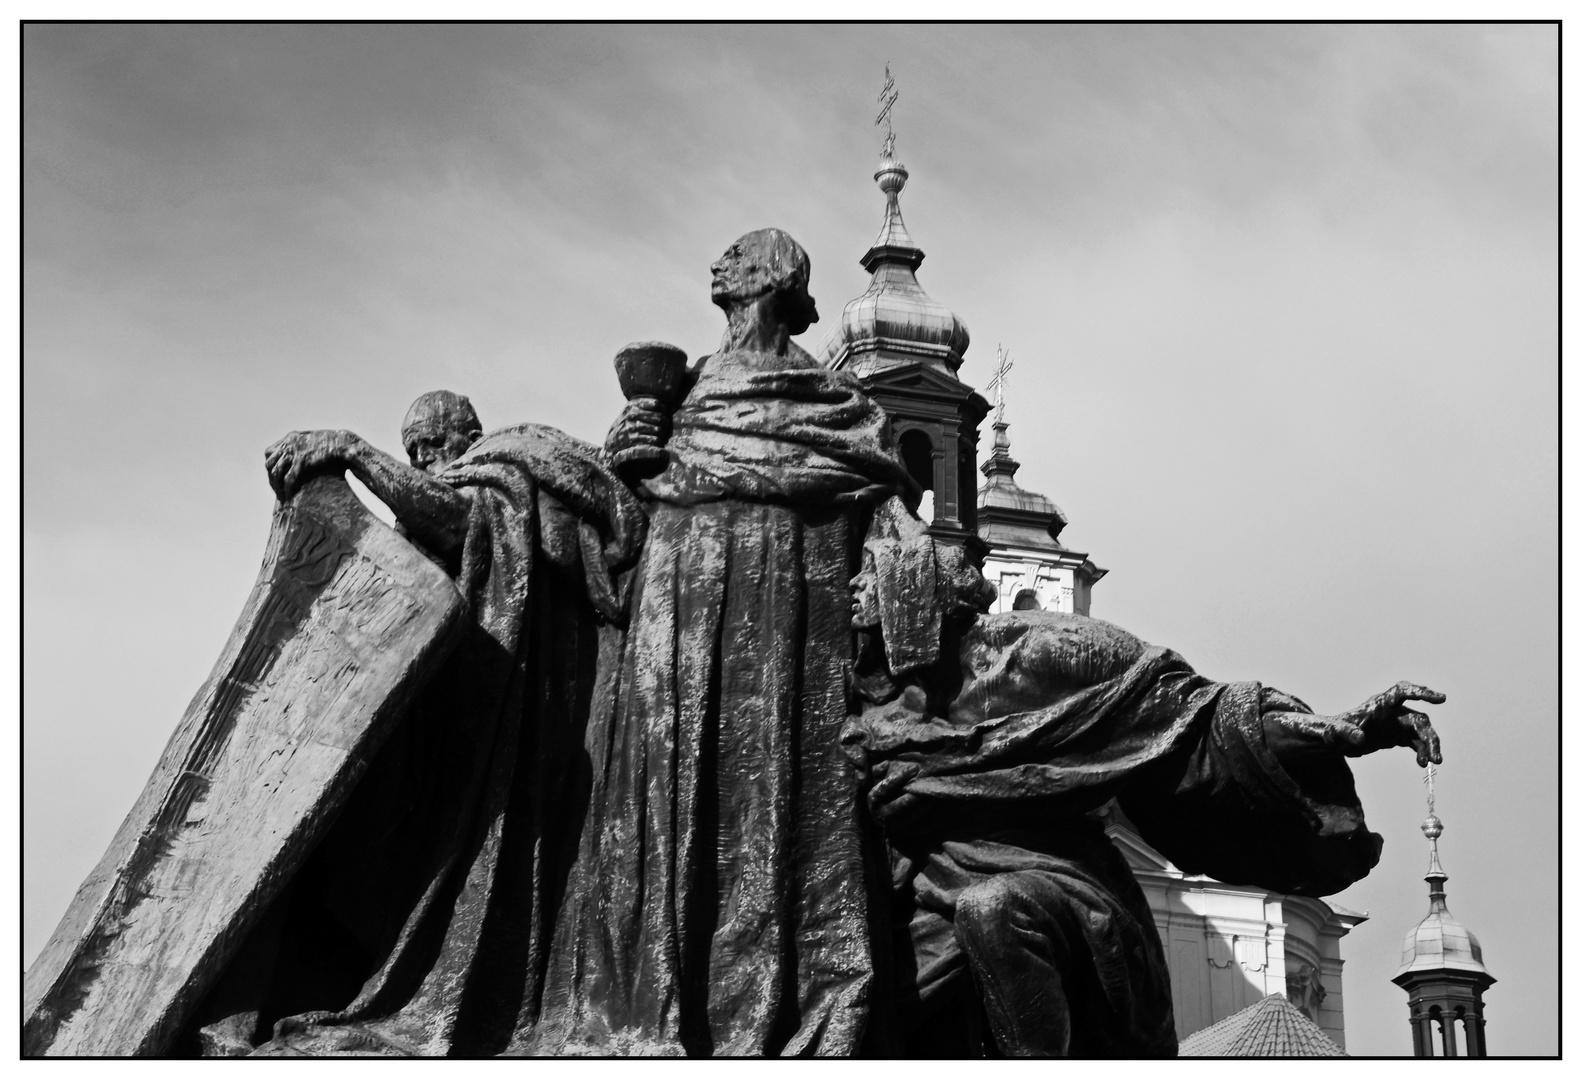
[
  {"left": 1266, "top": 681, "right": 1444, "bottom": 768},
  {"left": 1333, "top": 680, "right": 1445, "bottom": 766},
  {"left": 264, "top": 429, "right": 361, "bottom": 500}
]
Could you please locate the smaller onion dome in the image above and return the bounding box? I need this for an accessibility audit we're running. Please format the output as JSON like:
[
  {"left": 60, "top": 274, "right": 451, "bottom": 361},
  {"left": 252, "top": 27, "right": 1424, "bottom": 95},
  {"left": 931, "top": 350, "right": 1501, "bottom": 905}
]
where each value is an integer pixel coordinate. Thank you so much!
[
  {"left": 820, "top": 161, "right": 971, "bottom": 374},
  {"left": 1394, "top": 814, "right": 1494, "bottom": 981},
  {"left": 979, "top": 416, "right": 1069, "bottom": 541}
]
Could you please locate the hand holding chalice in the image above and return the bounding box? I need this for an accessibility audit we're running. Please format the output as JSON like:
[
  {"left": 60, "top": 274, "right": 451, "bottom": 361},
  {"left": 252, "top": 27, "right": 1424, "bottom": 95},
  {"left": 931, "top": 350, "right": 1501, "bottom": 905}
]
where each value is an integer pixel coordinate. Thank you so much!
[{"left": 609, "top": 341, "right": 689, "bottom": 481}]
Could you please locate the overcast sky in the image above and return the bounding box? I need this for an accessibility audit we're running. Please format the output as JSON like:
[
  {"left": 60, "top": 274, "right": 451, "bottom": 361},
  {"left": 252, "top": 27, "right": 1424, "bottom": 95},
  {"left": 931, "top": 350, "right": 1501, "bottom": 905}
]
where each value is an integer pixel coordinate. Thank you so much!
[{"left": 22, "top": 24, "right": 1557, "bottom": 1056}]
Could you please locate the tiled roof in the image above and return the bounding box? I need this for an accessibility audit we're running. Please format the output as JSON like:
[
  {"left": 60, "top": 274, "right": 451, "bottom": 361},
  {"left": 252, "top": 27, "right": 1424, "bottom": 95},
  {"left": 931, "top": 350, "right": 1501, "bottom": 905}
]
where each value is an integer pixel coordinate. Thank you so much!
[{"left": 1177, "top": 994, "right": 1346, "bottom": 1057}]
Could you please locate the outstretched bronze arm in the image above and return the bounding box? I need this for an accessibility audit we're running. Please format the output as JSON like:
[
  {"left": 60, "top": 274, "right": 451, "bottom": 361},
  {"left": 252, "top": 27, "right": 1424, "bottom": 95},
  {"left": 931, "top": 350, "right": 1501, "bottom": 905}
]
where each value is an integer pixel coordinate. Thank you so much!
[
  {"left": 844, "top": 611, "right": 1445, "bottom": 849},
  {"left": 264, "top": 430, "right": 472, "bottom": 554}
]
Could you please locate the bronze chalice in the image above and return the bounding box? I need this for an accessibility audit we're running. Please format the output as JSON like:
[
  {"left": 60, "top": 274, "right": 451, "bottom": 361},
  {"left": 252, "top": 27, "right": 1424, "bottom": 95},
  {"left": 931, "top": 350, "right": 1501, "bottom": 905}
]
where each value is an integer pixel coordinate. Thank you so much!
[{"left": 612, "top": 341, "right": 689, "bottom": 481}]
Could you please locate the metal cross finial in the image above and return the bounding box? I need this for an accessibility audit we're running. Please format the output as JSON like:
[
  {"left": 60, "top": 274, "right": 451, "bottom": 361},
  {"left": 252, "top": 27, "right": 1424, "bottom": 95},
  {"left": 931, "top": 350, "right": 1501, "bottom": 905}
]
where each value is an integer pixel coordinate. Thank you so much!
[
  {"left": 876, "top": 63, "right": 899, "bottom": 160},
  {"left": 986, "top": 344, "right": 1014, "bottom": 423}
]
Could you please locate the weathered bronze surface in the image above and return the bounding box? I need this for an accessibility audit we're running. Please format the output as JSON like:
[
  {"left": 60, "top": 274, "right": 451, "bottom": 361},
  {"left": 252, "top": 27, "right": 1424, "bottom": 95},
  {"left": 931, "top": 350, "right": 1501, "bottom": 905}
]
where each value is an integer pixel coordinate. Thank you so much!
[
  {"left": 24, "top": 476, "right": 466, "bottom": 1056},
  {"left": 25, "top": 229, "right": 1443, "bottom": 1058},
  {"left": 843, "top": 606, "right": 1440, "bottom": 1056}
]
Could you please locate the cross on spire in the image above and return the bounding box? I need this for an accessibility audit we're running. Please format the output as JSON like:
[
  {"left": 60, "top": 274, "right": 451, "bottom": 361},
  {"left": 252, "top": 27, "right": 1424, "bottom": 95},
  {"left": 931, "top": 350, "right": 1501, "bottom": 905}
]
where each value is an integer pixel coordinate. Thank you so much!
[
  {"left": 876, "top": 63, "right": 899, "bottom": 160},
  {"left": 986, "top": 344, "right": 1014, "bottom": 423}
]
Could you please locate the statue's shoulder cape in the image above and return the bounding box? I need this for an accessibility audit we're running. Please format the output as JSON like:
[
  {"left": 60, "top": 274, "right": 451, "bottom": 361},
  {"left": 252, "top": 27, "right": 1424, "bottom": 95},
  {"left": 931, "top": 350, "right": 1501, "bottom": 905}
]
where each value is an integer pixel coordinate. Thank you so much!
[{"left": 24, "top": 477, "right": 466, "bottom": 1056}]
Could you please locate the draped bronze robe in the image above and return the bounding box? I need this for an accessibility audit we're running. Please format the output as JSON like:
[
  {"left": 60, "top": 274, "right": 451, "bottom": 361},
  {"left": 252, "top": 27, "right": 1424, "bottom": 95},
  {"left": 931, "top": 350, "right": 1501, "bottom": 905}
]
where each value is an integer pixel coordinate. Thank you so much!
[
  {"left": 528, "top": 346, "right": 922, "bottom": 1057},
  {"left": 195, "top": 425, "right": 645, "bottom": 1057},
  {"left": 842, "top": 610, "right": 1389, "bottom": 1056}
]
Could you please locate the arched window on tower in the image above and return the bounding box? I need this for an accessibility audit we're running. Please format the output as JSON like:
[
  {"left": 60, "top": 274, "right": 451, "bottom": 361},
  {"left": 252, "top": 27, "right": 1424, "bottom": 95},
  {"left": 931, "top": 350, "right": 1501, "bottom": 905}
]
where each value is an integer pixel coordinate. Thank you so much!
[
  {"left": 1428, "top": 1005, "right": 1448, "bottom": 1056},
  {"left": 899, "top": 429, "right": 935, "bottom": 523}
]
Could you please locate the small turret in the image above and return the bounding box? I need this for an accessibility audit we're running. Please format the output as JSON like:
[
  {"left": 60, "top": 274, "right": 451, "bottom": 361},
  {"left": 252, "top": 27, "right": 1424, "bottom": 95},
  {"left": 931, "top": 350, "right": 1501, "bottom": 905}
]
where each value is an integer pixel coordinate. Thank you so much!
[
  {"left": 975, "top": 346, "right": 1104, "bottom": 615},
  {"left": 1392, "top": 798, "right": 1496, "bottom": 1057}
]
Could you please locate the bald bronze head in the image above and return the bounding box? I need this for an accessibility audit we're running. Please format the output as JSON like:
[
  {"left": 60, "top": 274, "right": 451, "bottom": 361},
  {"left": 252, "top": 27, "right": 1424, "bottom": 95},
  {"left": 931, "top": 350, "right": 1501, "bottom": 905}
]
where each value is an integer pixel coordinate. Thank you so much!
[{"left": 402, "top": 390, "right": 482, "bottom": 473}]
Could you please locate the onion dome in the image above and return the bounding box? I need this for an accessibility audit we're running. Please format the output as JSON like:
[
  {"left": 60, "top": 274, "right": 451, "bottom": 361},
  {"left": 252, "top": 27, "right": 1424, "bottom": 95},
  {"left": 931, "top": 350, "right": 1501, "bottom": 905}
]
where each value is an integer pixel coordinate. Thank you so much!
[
  {"left": 820, "top": 161, "right": 971, "bottom": 375},
  {"left": 1394, "top": 814, "right": 1493, "bottom": 981},
  {"left": 979, "top": 416, "right": 1069, "bottom": 543}
]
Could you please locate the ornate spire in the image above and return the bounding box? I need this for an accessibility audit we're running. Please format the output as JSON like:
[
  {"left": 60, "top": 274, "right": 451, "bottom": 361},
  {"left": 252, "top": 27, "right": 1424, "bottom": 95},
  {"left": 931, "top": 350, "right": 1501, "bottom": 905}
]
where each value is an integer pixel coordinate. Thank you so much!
[
  {"left": 1421, "top": 766, "right": 1449, "bottom": 912},
  {"left": 822, "top": 70, "right": 987, "bottom": 556},
  {"left": 1409, "top": 768, "right": 1465, "bottom": 930},
  {"left": 978, "top": 355, "right": 1067, "bottom": 540},
  {"left": 863, "top": 160, "right": 923, "bottom": 273},
  {"left": 1421, "top": 810, "right": 1450, "bottom": 913},
  {"left": 819, "top": 128, "right": 970, "bottom": 374},
  {"left": 864, "top": 63, "right": 919, "bottom": 271},
  {"left": 1392, "top": 782, "right": 1496, "bottom": 1057},
  {"left": 1394, "top": 773, "right": 1493, "bottom": 983},
  {"left": 980, "top": 346, "right": 1022, "bottom": 485}
]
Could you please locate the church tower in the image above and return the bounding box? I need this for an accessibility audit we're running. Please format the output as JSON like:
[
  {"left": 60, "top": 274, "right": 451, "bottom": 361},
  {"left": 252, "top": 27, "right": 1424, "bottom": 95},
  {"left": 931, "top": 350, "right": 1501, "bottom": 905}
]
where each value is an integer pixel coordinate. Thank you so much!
[
  {"left": 819, "top": 157, "right": 988, "bottom": 556},
  {"left": 1392, "top": 806, "right": 1496, "bottom": 1056},
  {"left": 976, "top": 362, "right": 1106, "bottom": 615}
]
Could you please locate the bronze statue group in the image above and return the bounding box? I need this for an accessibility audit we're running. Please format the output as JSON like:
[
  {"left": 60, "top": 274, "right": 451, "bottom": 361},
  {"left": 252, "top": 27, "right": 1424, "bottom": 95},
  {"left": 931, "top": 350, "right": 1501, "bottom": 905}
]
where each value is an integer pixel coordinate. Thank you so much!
[{"left": 30, "top": 229, "right": 1444, "bottom": 1058}]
